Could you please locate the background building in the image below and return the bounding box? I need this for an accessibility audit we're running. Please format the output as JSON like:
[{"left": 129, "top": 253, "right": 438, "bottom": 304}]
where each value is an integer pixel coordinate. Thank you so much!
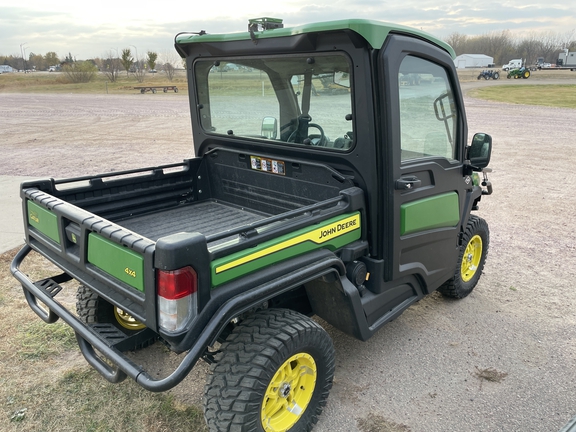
[{"left": 454, "top": 54, "right": 495, "bottom": 68}]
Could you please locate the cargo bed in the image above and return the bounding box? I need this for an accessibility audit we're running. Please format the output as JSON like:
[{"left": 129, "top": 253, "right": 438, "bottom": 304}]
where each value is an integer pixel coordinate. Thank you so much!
[
  {"left": 18, "top": 148, "right": 359, "bottom": 302},
  {"left": 118, "top": 200, "right": 267, "bottom": 245},
  {"left": 23, "top": 148, "right": 356, "bottom": 252},
  {"left": 15, "top": 146, "right": 364, "bottom": 347}
]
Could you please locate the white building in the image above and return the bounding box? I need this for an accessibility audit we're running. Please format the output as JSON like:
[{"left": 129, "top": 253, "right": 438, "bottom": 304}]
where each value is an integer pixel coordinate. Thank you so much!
[
  {"left": 454, "top": 54, "right": 494, "bottom": 69},
  {"left": 0, "top": 65, "right": 14, "bottom": 73}
]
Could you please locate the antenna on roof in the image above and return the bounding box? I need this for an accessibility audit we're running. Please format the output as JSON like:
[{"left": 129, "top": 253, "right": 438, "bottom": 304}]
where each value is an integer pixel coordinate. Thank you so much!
[{"left": 248, "top": 18, "right": 284, "bottom": 44}]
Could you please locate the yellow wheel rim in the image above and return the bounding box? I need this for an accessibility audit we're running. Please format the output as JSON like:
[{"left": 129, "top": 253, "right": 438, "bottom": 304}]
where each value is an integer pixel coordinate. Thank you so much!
[
  {"left": 261, "top": 353, "right": 317, "bottom": 432},
  {"left": 461, "top": 234, "right": 482, "bottom": 282},
  {"left": 114, "top": 307, "right": 146, "bottom": 331}
]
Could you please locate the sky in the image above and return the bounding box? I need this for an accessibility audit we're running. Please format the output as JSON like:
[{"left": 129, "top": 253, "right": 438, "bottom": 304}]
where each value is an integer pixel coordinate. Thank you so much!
[{"left": 0, "top": 0, "right": 574, "bottom": 62}]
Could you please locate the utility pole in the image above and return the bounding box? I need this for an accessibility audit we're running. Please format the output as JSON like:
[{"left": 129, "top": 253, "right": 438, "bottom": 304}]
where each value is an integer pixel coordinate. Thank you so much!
[
  {"left": 130, "top": 45, "right": 139, "bottom": 71},
  {"left": 20, "top": 42, "right": 28, "bottom": 72}
]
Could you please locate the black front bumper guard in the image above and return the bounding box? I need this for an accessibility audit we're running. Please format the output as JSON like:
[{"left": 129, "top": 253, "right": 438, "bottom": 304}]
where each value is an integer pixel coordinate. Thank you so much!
[{"left": 11, "top": 244, "right": 344, "bottom": 392}]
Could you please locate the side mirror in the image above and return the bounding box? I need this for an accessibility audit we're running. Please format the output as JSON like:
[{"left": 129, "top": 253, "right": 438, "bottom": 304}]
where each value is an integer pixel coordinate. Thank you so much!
[
  {"left": 261, "top": 117, "right": 278, "bottom": 139},
  {"left": 334, "top": 71, "right": 350, "bottom": 88},
  {"left": 468, "top": 133, "right": 492, "bottom": 170}
]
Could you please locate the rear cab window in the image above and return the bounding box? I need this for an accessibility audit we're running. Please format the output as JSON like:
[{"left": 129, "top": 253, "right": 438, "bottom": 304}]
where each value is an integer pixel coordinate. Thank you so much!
[{"left": 195, "top": 53, "right": 354, "bottom": 151}]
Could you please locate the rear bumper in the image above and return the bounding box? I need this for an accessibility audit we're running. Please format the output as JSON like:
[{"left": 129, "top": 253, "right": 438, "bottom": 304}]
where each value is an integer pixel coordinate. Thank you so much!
[
  {"left": 11, "top": 244, "right": 345, "bottom": 392},
  {"left": 11, "top": 245, "right": 197, "bottom": 391}
]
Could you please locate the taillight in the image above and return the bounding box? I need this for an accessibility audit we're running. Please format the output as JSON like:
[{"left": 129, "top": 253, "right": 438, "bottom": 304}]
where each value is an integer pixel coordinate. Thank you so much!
[{"left": 157, "top": 266, "right": 197, "bottom": 332}]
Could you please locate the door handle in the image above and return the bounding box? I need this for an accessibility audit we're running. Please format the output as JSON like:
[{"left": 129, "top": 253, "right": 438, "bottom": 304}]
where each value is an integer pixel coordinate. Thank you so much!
[{"left": 395, "top": 176, "right": 422, "bottom": 190}]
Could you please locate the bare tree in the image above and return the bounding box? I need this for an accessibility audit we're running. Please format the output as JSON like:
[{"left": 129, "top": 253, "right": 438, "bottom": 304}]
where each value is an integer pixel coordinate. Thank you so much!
[
  {"left": 444, "top": 32, "right": 468, "bottom": 55},
  {"left": 560, "top": 29, "right": 576, "bottom": 51},
  {"left": 539, "top": 31, "right": 565, "bottom": 63},
  {"left": 133, "top": 61, "right": 146, "bottom": 83},
  {"left": 164, "top": 63, "right": 176, "bottom": 80},
  {"left": 130, "top": 46, "right": 146, "bottom": 83},
  {"left": 480, "top": 30, "right": 515, "bottom": 65},
  {"left": 161, "top": 50, "right": 181, "bottom": 81},
  {"left": 102, "top": 50, "right": 120, "bottom": 82},
  {"left": 444, "top": 30, "right": 515, "bottom": 65},
  {"left": 516, "top": 32, "right": 543, "bottom": 65}
]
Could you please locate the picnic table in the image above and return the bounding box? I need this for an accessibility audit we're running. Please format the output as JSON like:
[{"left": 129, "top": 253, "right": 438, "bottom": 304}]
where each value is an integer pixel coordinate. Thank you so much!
[{"left": 134, "top": 85, "right": 179, "bottom": 94}]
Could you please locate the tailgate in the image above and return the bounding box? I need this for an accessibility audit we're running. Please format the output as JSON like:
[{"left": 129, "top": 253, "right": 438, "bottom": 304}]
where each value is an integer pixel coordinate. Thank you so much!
[{"left": 23, "top": 186, "right": 157, "bottom": 328}]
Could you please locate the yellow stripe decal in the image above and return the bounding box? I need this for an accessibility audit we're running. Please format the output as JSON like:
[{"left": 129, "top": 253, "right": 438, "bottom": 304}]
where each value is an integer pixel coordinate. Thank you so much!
[{"left": 215, "top": 214, "right": 360, "bottom": 274}]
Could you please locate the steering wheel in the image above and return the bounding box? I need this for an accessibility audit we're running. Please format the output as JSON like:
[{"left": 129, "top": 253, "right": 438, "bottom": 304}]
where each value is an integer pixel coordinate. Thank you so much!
[{"left": 306, "top": 123, "right": 326, "bottom": 146}]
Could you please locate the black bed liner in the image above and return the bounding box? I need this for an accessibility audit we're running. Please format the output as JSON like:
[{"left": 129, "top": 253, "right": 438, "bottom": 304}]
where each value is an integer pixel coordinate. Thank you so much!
[{"left": 118, "top": 200, "right": 267, "bottom": 244}]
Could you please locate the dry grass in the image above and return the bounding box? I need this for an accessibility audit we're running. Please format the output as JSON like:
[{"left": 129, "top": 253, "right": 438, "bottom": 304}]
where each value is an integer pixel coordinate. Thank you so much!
[
  {"left": 474, "top": 366, "right": 509, "bottom": 383},
  {"left": 358, "top": 413, "right": 412, "bottom": 432},
  {"left": 473, "top": 366, "right": 509, "bottom": 391},
  {"left": 0, "top": 71, "right": 188, "bottom": 95},
  {"left": 0, "top": 247, "right": 207, "bottom": 432}
]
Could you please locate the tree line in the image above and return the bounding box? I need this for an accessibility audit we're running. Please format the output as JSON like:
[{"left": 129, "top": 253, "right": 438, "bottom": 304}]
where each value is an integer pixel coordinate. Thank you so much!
[
  {"left": 444, "top": 30, "right": 576, "bottom": 66},
  {"left": 0, "top": 48, "right": 182, "bottom": 83},
  {"left": 0, "top": 51, "right": 60, "bottom": 72},
  {"left": 2, "top": 30, "right": 575, "bottom": 75}
]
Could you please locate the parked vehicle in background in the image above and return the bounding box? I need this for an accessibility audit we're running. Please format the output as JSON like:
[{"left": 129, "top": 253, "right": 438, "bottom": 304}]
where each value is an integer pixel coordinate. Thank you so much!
[
  {"left": 477, "top": 69, "right": 500, "bottom": 80},
  {"left": 502, "top": 59, "right": 523, "bottom": 71},
  {"left": 557, "top": 49, "right": 576, "bottom": 70}
]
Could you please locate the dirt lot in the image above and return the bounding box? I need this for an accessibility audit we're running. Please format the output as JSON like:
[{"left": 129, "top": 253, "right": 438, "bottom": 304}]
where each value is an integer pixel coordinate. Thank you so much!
[{"left": 1, "top": 81, "right": 576, "bottom": 431}]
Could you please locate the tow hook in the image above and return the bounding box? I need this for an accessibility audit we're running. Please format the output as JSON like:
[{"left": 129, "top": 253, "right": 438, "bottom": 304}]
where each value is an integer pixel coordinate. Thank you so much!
[{"left": 481, "top": 168, "right": 493, "bottom": 195}]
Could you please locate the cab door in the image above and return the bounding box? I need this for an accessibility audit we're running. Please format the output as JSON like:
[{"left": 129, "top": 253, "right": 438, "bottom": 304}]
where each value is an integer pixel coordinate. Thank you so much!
[{"left": 379, "top": 34, "right": 469, "bottom": 291}]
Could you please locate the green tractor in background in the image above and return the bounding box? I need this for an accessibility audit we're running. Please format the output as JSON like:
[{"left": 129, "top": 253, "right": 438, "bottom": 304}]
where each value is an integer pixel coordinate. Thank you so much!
[{"left": 507, "top": 66, "right": 531, "bottom": 79}]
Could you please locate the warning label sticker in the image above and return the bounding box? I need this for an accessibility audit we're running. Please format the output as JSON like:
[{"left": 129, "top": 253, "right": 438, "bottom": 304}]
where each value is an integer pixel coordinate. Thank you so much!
[{"left": 250, "top": 156, "right": 285, "bottom": 175}]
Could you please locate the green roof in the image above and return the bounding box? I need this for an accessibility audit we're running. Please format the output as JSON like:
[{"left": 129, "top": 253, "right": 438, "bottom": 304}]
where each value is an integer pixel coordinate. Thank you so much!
[{"left": 175, "top": 19, "right": 455, "bottom": 58}]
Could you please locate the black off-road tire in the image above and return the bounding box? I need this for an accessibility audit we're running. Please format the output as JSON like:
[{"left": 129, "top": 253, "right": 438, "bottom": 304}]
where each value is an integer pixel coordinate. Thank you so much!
[
  {"left": 438, "top": 215, "right": 489, "bottom": 299},
  {"left": 76, "top": 285, "right": 155, "bottom": 349},
  {"left": 204, "top": 309, "right": 335, "bottom": 432}
]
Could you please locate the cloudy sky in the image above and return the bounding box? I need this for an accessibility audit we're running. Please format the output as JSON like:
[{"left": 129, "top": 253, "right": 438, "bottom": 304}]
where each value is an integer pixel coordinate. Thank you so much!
[{"left": 1, "top": 0, "right": 574, "bottom": 61}]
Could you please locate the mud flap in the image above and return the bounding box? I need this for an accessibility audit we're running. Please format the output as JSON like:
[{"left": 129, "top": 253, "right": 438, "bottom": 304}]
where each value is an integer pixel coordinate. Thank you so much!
[{"left": 304, "top": 272, "right": 371, "bottom": 341}]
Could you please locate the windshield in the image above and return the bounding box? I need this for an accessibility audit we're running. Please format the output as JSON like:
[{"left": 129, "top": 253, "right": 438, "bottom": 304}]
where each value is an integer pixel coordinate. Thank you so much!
[{"left": 195, "top": 53, "right": 354, "bottom": 150}]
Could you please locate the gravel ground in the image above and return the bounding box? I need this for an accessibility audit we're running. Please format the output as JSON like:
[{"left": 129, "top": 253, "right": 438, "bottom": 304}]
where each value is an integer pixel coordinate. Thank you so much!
[{"left": 1, "top": 80, "right": 576, "bottom": 432}]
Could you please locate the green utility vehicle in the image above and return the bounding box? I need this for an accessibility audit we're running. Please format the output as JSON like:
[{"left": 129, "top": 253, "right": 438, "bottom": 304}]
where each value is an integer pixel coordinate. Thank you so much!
[
  {"left": 12, "top": 18, "right": 493, "bottom": 432},
  {"left": 507, "top": 66, "right": 531, "bottom": 79}
]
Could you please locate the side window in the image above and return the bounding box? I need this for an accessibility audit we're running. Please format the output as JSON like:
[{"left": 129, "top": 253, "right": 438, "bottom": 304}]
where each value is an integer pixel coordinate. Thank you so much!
[{"left": 398, "top": 55, "right": 457, "bottom": 162}]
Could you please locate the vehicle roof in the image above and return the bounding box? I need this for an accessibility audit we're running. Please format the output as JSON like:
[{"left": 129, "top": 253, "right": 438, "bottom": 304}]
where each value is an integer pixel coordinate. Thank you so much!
[{"left": 175, "top": 19, "right": 455, "bottom": 58}]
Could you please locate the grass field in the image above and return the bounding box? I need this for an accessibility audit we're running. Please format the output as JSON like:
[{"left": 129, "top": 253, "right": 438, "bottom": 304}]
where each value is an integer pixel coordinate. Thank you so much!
[
  {"left": 468, "top": 84, "right": 576, "bottom": 108},
  {"left": 0, "top": 71, "right": 189, "bottom": 95},
  {"left": 2, "top": 69, "right": 576, "bottom": 109},
  {"left": 457, "top": 68, "right": 576, "bottom": 108}
]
